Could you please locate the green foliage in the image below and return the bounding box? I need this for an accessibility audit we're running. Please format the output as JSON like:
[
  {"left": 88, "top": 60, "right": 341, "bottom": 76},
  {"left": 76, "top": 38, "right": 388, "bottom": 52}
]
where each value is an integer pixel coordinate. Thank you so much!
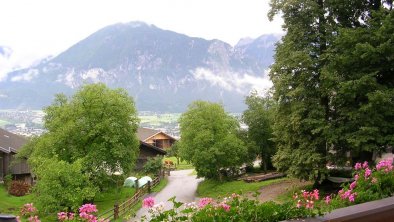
[
  {"left": 33, "top": 158, "right": 98, "bottom": 213},
  {"left": 178, "top": 101, "right": 247, "bottom": 180},
  {"left": 145, "top": 195, "right": 314, "bottom": 222},
  {"left": 95, "top": 186, "right": 136, "bottom": 215},
  {"left": 21, "top": 83, "right": 140, "bottom": 212},
  {"left": 269, "top": 0, "right": 394, "bottom": 181},
  {"left": 242, "top": 91, "right": 276, "bottom": 171},
  {"left": 167, "top": 142, "right": 180, "bottom": 165},
  {"left": 4, "top": 174, "right": 12, "bottom": 189},
  {"left": 143, "top": 156, "right": 163, "bottom": 175}
]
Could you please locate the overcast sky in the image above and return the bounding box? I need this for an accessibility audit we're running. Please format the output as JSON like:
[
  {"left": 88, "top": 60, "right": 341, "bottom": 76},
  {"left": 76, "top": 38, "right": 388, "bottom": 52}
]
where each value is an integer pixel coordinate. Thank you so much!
[{"left": 0, "top": 0, "right": 283, "bottom": 78}]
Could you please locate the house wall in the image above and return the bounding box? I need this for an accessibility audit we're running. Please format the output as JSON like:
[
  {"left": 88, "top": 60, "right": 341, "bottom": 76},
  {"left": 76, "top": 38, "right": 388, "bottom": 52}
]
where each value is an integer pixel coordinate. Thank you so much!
[{"left": 145, "top": 133, "right": 175, "bottom": 149}]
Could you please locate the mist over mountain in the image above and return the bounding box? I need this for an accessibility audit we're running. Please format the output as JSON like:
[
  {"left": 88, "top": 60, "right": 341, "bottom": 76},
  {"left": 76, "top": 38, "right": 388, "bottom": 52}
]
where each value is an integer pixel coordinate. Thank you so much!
[{"left": 0, "top": 22, "right": 280, "bottom": 112}]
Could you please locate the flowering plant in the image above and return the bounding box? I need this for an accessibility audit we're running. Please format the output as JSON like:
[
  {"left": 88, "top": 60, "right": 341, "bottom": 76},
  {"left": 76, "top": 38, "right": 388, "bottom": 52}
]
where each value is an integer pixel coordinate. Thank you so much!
[
  {"left": 18, "top": 203, "right": 108, "bottom": 222},
  {"left": 326, "top": 159, "right": 394, "bottom": 209},
  {"left": 18, "top": 203, "right": 40, "bottom": 222},
  {"left": 142, "top": 194, "right": 309, "bottom": 221}
]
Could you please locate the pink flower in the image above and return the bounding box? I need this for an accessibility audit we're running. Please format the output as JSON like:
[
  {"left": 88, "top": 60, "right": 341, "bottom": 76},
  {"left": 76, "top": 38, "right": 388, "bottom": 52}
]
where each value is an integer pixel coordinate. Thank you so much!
[
  {"left": 57, "top": 212, "right": 68, "bottom": 221},
  {"left": 364, "top": 168, "right": 371, "bottom": 178},
  {"left": 231, "top": 193, "right": 240, "bottom": 198},
  {"left": 68, "top": 213, "right": 74, "bottom": 220},
  {"left": 28, "top": 216, "right": 40, "bottom": 222},
  {"left": 354, "top": 174, "right": 359, "bottom": 181},
  {"left": 312, "top": 189, "right": 319, "bottom": 200},
  {"left": 350, "top": 181, "right": 357, "bottom": 190},
  {"left": 348, "top": 192, "right": 357, "bottom": 202},
  {"left": 296, "top": 200, "right": 302, "bottom": 208},
  {"left": 198, "top": 197, "right": 213, "bottom": 208},
  {"left": 292, "top": 193, "right": 298, "bottom": 200},
  {"left": 21, "top": 203, "right": 37, "bottom": 216},
  {"left": 324, "top": 195, "right": 331, "bottom": 204},
  {"left": 143, "top": 197, "right": 155, "bottom": 208},
  {"left": 362, "top": 161, "right": 369, "bottom": 169},
  {"left": 371, "top": 177, "right": 378, "bottom": 184},
  {"left": 376, "top": 160, "right": 393, "bottom": 173},
  {"left": 354, "top": 162, "right": 362, "bottom": 170},
  {"left": 79, "top": 212, "right": 89, "bottom": 220},
  {"left": 340, "top": 190, "right": 352, "bottom": 200},
  {"left": 79, "top": 203, "right": 97, "bottom": 214},
  {"left": 305, "top": 200, "right": 314, "bottom": 209},
  {"left": 220, "top": 203, "right": 231, "bottom": 212},
  {"left": 302, "top": 190, "right": 309, "bottom": 199}
]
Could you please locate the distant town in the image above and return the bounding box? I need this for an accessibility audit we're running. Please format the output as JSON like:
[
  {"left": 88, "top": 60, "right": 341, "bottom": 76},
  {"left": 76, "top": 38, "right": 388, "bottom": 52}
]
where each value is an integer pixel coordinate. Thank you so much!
[
  {"left": 0, "top": 109, "right": 244, "bottom": 138},
  {"left": 0, "top": 109, "right": 182, "bottom": 138}
]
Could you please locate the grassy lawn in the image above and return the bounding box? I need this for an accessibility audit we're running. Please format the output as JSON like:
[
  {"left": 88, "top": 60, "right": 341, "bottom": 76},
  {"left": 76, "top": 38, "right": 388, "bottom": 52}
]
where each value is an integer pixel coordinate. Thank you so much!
[
  {"left": 197, "top": 177, "right": 289, "bottom": 198},
  {"left": 95, "top": 186, "right": 137, "bottom": 213},
  {"left": 274, "top": 182, "right": 313, "bottom": 203},
  {"left": 163, "top": 156, "right": 194, "bottom": 170},
  {"left": 0, "top": 185, "right": 33, "bottom": 215},
  {"left": 96, "top": 177, "right": 168, "bottom": 220},
  {"left": 0, "top": 119, "right": 10, "bottom": 127}
]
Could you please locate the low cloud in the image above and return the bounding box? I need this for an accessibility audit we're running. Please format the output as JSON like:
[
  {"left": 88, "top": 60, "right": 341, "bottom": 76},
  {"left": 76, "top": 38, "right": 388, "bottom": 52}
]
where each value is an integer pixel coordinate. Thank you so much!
[
  {"left": 11, "top": 69, "right": 39, "bottom": 82},
  {"left": 192, "top": 68, "right": 272, "bottom": 94}
]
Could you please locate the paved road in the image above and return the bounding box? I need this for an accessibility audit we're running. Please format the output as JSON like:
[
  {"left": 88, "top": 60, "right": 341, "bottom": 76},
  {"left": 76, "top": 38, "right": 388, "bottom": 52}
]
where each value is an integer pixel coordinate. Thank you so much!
[{"left": 131, "top": 169, "right": 203, "bottom": 221}]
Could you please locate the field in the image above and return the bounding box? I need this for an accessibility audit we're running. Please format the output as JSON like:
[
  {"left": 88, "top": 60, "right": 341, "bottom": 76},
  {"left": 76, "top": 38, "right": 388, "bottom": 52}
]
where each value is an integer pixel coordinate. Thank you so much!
[
  {"left": 139, "top": 113, "right": 181, "bottom": 126},
  {"left": 0, "top": 119, "right": 10, "bottom": 127}
]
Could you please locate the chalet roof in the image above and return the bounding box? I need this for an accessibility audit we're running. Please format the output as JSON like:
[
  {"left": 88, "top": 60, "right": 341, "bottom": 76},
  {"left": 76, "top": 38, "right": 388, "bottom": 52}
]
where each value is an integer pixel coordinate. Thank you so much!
[
  {"left": 137, "top": 127, "right": 176, "bottom": 142},
  {"left": 0, "top": 128, "right": 27, "bottom": 154},
  {"left": 140, "top": 141, "right": 167, "bottom": 155}
]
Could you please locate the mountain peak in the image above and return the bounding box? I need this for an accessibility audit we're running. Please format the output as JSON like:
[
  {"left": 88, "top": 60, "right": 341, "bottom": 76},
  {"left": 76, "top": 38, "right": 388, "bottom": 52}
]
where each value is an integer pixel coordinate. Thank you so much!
[{"left": 1, "top": 22, "right": 280, "bottom": 112}]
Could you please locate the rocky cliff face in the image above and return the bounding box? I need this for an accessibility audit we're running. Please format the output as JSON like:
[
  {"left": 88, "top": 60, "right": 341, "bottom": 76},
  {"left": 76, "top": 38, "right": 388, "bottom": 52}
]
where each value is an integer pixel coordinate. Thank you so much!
[{"left": 0, "top": 22, "right": 280, "bottom": 112}]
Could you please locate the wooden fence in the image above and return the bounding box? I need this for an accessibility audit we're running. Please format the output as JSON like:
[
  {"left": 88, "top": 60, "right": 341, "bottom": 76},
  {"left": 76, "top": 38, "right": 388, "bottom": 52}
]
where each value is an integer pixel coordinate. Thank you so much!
[{"left": 98, "top": 176, "right": 161, "bottom": 221}]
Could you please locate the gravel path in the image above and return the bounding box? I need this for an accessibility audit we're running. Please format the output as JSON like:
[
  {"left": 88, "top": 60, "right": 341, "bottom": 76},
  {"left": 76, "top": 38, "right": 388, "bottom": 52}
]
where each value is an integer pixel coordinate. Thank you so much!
[
  {"left": 131, "top": 169, "right": 203, "bottom": 221},
  {"left": 250, "top": 178, "right": 312, "bottom": 202}
]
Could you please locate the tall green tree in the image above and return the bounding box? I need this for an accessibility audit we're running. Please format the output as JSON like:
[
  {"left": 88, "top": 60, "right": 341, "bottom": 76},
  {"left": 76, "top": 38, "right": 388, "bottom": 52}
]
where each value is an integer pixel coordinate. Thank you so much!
[
  {"left": 168, "top": 141, "right": 181, "bottom": 165},
  {"left": 179, "top": 101, "right": 247, "bottom": 180},
  {"left": 242, "top": 91, "right": 276, "bottom": 172},
  {"left": 23, "top": 83, "right": 140, "bottom": 211},
  {"left": 268, "top": 0, "right": 393, "bottom": 181},
  {"left": 323, "top": 7, "right": 394, "bottom": 157}
]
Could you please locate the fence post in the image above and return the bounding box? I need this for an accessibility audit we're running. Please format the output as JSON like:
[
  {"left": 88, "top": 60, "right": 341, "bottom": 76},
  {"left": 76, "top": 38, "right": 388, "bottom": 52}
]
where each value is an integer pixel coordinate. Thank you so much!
[
  {"left": 114, "top": 203, "right": 119, "bottom": 220},
  {"left": 148, "top": 180, "right": 151, "bottom": 193}
]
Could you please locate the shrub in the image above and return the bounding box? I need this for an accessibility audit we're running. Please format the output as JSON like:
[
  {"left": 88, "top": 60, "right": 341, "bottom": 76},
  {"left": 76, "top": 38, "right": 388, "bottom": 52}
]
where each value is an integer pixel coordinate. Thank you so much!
[
  {"left": 4, "top": 174, "right": 12, "bottom": 189},
  {"left": 8, "top": 180, "right": 31, "bottom": 196},
  {"left": 143, "top": 156, "right": 163, "bottom": 175}
]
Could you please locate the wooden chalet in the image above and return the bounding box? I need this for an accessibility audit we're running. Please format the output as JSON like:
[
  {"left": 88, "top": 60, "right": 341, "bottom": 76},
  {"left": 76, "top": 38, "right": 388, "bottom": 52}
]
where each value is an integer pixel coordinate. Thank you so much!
[
  {"left": 137, "top": 127, "right": 177, "bottom": 150},
  {"left": 0, "top": 128, "right": 31, "bottom": 183}
]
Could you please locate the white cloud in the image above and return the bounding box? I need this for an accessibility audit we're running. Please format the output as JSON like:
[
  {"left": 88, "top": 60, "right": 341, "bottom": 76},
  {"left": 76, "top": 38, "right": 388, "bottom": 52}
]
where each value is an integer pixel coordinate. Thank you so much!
[
  {"left": 10, "top": 69, "right": 39, "bottom": 82},
  {"left": 192, "top": 68, "right": 272, "bottom": 94}
]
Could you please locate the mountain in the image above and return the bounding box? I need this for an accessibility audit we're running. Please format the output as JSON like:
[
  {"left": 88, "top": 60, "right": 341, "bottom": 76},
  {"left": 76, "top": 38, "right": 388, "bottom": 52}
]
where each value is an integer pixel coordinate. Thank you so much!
[{"left": 0, "top": 22, "right": 280, "bottom": 112}]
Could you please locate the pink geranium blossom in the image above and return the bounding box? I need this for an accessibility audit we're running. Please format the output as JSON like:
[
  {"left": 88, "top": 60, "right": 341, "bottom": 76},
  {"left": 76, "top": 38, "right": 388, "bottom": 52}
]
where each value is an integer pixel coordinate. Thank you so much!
[
  {"left": 143, "top": 197, "right": 155, "bottom": 208},
  {"left": 350, "top": 181, "right": 357, "bottom": 190},
  {"left": 220, "top": 203, "right": 231, "bottom": 212},
  {"left": 376, "top": 160, "right": 393, "bottom": 173},
  {"left": 364, "top": 168, "right": 372, "bottom": 178},
  {"left": 198, "top": 197, "right": 213, "bottom": 208},
  {"left": 354, "top": 162, "right": 362, "bottom": 170},
  {"left": 324, "top": 195, "right": 331, "bottom": 204}
]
